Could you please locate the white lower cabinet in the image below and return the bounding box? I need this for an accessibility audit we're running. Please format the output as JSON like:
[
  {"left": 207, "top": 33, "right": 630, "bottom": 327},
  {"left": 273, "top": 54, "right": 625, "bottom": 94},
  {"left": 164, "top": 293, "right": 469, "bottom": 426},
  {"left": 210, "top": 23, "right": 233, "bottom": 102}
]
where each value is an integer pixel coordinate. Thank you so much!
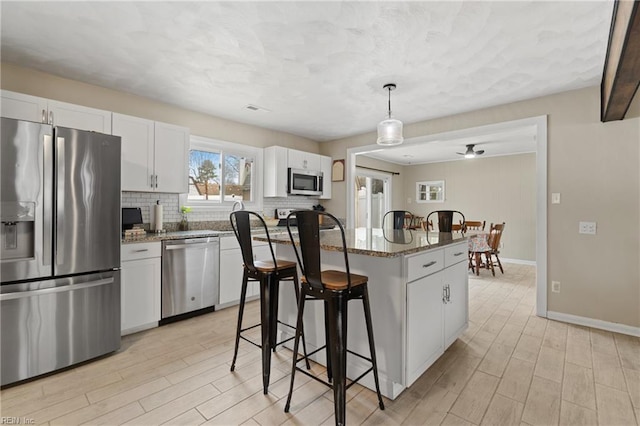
[
  {"left": 219, "top": 236, "right": 270, "bottom": 306},
  {"left": 121, "top": 242, "right": 161, "bottom": 335},
  {"left": 405, "top": 241, "right": 469, "bottom": 386}
]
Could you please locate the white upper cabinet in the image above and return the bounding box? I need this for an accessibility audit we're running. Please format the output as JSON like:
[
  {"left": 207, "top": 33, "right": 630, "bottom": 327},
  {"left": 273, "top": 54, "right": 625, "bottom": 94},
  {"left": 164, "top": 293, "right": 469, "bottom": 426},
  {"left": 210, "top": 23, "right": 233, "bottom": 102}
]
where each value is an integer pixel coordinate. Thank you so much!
[
  {"left": 264, "top": 145, "right": 332, "bottom": 198},
  {"left": 154, "top": 121, "right": 189, "bottom": 193},
  {"left": 263, "top": 146, "right": 289, "bottom": 197},
  {"left": 112, "top": 113, "right": 155, "bottom": 192},
  {"left": 1, "top": 90, "right": 111, "bottom": 134},
  {"left": 319, "top": 155, "right": 332, "bottom": 200},
  {"left": 288, "top": 148, "right": 321, "bottom": 171},
  {"left": 112, "top": 113, "right": 189, "bottom": 193}
]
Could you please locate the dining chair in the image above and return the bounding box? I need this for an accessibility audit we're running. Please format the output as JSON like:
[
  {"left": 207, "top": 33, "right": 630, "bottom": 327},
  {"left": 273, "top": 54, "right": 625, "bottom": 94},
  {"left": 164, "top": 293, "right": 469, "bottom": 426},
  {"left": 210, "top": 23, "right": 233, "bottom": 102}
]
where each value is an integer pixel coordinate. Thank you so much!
[
  {"left": 485, "top": 222, "right": 506, "bottom": 275},
  {"left": 421, "top": 219, "right": 434, "bottom": 231},
  {"left": 229, "top": 210, "right": 309, "bottom": 394},
  {"left": 425, "top": 210, "right": 466, "bottom": 233},
  {"left": 284, "top": 210, "right": 385, "bottom": 425},
  {"left": 462, "top": 220, "right": 485, "bottom": 232},
  {"left": 383, "top": 210, "right": 414, "bottom": 230}
]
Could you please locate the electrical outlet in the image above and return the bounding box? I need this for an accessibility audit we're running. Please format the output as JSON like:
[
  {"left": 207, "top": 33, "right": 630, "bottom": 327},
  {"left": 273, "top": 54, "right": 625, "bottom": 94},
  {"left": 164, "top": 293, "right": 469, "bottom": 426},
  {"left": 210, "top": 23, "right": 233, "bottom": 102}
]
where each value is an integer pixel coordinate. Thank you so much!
[
  {"left": 499, "top": 242, "right": 504, "bottom": 249},
  {"left": 579, "top": 221, "right": 597, "bottom": 235},
  {"left": 551, "top": 193, "right": 561, "bottom": 204},
  {"left": 551, "top": 281, "right": 561, "bottom": 293}
]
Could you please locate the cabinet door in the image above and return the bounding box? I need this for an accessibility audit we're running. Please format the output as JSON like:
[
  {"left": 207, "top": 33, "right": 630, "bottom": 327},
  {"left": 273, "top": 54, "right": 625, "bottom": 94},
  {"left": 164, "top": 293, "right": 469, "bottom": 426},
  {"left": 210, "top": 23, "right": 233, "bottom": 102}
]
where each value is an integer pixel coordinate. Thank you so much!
[
  {"left": 121, "top": 257, "right": 161, "bottom": 335},
  {"left": 264, "top": 146, "right": 288, "bottom": 197},
  {"left": 406, "top": 271, "right": 444, "bottom": 386},
  {"left": 113, "top": 113, "right": 155, "bottom": 192},
  {"left": 219, "top": 248, "right": 245, "bottom": 305},
  {"left": 154, "top": 121, "right": 189, "bottom": 193},
  {"left": 319, "top": 155, "right": 332, "bottom": 199},
  {"left": 444, "top": 260, "right": 469, "bottom": 347},
  {"left": 48, "top": 100, "right": 112, "bottom": 134},
  {"left": 288, "top": 148, "right": 321, "bottom": 171},
  {"left": 1, "top": 90, "right": 47, "bottom": 122}
]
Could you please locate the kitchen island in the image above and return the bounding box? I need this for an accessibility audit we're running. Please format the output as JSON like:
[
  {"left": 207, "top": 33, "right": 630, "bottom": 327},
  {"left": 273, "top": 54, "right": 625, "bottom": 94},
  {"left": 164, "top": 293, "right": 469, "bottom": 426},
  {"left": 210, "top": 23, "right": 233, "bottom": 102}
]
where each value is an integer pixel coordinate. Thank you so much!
[{"left": 256, "top": 228, "right": 469, "bottom": 400}]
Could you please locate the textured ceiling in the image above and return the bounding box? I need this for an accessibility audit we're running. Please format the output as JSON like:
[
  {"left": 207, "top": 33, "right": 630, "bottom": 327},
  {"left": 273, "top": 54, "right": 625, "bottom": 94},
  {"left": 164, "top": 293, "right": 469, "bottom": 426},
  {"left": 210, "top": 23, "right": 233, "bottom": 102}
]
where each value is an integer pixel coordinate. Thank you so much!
[{"left": 1, "top": 1, "right": 613, "bottom": 142}]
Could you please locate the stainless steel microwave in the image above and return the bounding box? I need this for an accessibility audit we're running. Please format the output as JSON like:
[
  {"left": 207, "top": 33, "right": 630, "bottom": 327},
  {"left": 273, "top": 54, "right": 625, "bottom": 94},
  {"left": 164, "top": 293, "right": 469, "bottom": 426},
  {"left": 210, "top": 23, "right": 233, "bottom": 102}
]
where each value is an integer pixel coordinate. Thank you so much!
[{"left": 288, "top": 168, "right": 323, "bottom": 196}]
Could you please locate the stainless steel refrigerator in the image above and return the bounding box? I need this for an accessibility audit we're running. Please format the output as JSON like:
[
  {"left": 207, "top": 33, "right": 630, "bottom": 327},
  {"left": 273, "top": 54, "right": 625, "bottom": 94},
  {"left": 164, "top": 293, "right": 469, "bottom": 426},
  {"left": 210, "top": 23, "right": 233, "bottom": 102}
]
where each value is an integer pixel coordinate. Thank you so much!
[{"left": 1, "top": 117, "right": 121, "bottom": 386}]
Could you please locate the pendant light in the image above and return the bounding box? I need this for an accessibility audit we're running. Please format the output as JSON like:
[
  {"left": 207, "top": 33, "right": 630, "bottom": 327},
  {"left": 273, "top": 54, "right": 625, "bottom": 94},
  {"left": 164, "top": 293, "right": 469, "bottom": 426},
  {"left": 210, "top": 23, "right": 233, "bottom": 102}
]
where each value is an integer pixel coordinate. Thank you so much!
[{"left": 376, "top": 83, "right": 404, "bottom": 146}]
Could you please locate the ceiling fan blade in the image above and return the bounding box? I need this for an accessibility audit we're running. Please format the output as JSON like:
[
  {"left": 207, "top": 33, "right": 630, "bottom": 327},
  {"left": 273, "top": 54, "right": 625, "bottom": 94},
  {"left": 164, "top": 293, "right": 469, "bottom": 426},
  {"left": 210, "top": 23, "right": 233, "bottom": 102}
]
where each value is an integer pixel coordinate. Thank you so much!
[
  {"left": 476, "top": 150, "right": 485, "bottom": 155},
  {"left": 456, "top": 152, "right": 465, "bottom": 155}
]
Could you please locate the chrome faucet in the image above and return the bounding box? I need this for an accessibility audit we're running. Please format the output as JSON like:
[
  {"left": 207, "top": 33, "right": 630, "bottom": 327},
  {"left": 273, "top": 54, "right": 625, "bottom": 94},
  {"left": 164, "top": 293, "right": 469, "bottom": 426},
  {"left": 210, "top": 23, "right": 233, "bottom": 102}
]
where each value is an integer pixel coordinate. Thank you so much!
[{"left": 231, "top": 200, "right": 245, "bottom": 212}]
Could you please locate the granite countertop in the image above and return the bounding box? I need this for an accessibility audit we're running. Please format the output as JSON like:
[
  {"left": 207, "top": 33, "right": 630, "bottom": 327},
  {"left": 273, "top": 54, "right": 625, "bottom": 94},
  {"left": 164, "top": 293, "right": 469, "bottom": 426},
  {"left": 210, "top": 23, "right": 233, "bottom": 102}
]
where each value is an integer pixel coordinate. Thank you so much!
[
  {"left": 121, "top": 226, "right": 287, "bottom": 244},
  {"left": 255, "top": 228, "right": 468, "bottom": 258}
]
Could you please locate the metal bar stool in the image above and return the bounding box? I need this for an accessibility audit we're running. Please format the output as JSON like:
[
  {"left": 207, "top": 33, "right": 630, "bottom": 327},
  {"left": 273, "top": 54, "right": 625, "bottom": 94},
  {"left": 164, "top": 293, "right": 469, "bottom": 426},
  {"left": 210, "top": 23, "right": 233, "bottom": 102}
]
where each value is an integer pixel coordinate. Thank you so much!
[
  {"left": 229, "top": 210, "right": 309, "bottom": 394},
  {"left": 283, "top": 210, "right": 385, "bottom": 426},
  {"left": 425, "top": 210, "right": 466, "bottom": 232}
]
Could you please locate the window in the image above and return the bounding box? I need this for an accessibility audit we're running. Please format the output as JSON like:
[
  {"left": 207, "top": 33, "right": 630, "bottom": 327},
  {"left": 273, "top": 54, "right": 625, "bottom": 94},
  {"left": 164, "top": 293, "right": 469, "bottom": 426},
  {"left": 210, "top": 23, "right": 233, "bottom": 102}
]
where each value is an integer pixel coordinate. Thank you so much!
[
  {"left": 416, "top": 180, "right": 445, "bottom": 203},
  {"left": 181, "top": 136, "right": 262, "bottom": 210}
]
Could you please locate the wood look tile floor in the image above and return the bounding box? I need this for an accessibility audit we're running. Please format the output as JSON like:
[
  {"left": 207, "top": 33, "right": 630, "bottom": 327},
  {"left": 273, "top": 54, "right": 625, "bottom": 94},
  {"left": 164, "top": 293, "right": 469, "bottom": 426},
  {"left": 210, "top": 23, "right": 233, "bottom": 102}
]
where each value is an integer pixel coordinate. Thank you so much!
[{"left": 2, "top": 264, "right": 639, "bottom": 425}]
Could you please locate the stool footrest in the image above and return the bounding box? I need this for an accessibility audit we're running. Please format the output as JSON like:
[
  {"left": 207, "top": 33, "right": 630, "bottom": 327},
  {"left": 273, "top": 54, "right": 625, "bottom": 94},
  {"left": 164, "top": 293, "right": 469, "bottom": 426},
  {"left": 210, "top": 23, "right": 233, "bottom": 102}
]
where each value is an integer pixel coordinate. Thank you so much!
[{"left": 292, "top": 344, "right": 376, "bottom": 391}]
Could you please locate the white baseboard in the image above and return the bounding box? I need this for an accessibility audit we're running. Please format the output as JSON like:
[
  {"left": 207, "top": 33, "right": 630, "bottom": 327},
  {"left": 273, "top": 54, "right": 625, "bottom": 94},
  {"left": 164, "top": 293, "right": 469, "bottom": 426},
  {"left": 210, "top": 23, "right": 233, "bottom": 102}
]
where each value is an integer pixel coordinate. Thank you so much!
[
  {"left": 547, "top": 311, "right": 640, "bottom": 337},
  {"left": 501, "top": 257, "right": 536, "bottom": 266}
]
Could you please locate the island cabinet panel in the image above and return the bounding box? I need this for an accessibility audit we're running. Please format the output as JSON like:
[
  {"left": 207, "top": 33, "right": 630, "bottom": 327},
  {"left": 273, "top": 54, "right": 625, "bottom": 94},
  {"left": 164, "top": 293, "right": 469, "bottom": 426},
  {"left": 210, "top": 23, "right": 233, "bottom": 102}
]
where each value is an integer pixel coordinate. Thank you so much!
[
  {"left": 444, "top": 259, "right": 469, "bottom": 347},
  {"left": 218, "top": 235, "right": 269, "bottom": 307},
  {"left": 262, "top": 230, "right": 468, "bottom": 400},
  {"left": 406, "top": 270, "right": 445, "bottom": 385}
]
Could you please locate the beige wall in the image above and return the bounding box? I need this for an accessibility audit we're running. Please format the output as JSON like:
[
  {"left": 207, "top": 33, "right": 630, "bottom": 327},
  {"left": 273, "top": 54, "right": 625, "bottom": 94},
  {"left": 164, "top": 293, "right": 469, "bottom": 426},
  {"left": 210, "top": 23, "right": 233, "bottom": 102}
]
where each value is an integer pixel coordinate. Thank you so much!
[
  {"left": 3, "top": 62, "right": 638, "bottom": 329},
  {"left": 0, "top": 62, "right": 319, "bottom": 152},
  {"left": 321, "top": 86, "right": 640, "bottom": 329},
  {"left": 402, "top": 154, "right": 536, "bottom": 261}
]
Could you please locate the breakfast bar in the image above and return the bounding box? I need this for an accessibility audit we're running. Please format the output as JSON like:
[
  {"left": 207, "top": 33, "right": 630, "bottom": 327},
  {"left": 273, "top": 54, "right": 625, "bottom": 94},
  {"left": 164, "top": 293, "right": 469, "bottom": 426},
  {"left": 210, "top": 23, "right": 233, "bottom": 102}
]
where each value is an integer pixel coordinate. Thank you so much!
[{"left": 257, "top": 228, "right": 469, "bottom": 400}]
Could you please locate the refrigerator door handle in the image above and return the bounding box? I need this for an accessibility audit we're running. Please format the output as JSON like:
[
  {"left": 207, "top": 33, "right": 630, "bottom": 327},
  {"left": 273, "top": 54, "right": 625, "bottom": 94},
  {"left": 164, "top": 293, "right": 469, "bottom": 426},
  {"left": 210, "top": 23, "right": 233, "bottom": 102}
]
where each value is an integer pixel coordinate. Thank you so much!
[
  {"left": 49, "top": 111, "right": 54, "bottom": 125},
  {"left": 0, "top": 277, "right": 115, "bottom": 301},
  {"left": 43, "top": 133, "right": 53, "bottom": 265},
  {"left": 56, "top": 136, "right": 65, "bottom": 266}
]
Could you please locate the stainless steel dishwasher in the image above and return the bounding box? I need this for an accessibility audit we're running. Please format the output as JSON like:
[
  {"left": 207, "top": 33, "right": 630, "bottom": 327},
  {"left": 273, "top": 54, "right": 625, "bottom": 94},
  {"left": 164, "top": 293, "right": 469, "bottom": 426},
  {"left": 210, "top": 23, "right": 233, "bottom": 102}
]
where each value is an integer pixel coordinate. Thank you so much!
[{"left": 162, "top": 236, "right": 220, "bottom": 319}]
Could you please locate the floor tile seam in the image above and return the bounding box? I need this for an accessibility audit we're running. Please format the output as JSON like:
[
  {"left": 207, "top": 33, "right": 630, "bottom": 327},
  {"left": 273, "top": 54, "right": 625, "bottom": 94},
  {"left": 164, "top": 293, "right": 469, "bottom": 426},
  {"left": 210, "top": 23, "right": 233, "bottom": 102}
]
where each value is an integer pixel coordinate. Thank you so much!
[
  {"left": 195, "top": 385, "right": 264, "bottom": 422},
  {"left": 131, "top": 383, "right": 218, "bottom": 423},
  {"left": 79, "top": 400, "right": 144, "bottom": 425},
  {"left": 40, "top": 392, "right": 91, "bottom": 425}
]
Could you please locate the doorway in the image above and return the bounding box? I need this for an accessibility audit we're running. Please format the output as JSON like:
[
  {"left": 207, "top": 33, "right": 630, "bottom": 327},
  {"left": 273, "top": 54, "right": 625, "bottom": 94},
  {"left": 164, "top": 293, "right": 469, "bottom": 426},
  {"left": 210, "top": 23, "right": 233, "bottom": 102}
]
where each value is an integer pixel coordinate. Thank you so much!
[{"left": 354, "top": 168, "right": 391, "bottom": 228}]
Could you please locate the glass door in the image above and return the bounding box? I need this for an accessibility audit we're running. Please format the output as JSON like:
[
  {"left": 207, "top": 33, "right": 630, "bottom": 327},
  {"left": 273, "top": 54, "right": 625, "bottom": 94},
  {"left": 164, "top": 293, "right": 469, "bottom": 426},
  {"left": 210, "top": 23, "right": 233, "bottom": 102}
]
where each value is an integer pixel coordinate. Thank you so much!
[{"left": 354, "top": 168, "right": 390, "bottom": 228}]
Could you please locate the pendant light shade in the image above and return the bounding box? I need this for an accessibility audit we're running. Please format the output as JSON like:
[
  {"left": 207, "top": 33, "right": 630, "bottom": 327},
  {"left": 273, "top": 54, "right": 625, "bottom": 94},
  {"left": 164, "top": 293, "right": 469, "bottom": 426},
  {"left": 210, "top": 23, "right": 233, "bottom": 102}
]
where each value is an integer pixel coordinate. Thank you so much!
[{"left": 377, "top": 83, "right": 403, "bottom": 146}]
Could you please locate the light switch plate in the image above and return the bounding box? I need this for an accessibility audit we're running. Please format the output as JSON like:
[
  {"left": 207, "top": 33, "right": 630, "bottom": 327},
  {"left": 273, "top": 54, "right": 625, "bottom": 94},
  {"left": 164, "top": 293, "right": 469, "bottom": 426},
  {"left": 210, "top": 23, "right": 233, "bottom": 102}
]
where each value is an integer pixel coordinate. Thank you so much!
[
  {"left": 551, "top": 193, "right": 561, "bottom": 204},
  {"left": 579, "top": 221, "right": 596, "bottom": 235}
]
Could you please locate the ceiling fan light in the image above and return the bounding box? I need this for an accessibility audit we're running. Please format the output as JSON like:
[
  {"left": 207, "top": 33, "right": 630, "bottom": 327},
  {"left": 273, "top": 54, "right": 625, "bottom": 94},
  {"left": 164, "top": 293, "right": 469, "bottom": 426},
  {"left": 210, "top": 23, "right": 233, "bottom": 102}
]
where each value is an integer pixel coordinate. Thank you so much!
[
  {"left": 377, "top": 117, "right": 404, "bottom": 146},
  {"left": 464, "top": 152, "right": 475, "bottom": 159}
]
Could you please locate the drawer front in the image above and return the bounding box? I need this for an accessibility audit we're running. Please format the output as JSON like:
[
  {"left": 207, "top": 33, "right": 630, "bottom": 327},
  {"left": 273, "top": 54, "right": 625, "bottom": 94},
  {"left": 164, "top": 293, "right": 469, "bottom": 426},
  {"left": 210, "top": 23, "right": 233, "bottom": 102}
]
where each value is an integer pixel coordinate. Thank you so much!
[
  {"left": 122, "top": 241, "right": 161, "bottom": 261},
  {"left": 220, "top": 235, "right": 268, "bottom": 251},
  {"left": 444, "top": 242, "right": 468, "bottom": 268},
  {"left": 406, "top": 249, "right": 444, "bottom": 282}
]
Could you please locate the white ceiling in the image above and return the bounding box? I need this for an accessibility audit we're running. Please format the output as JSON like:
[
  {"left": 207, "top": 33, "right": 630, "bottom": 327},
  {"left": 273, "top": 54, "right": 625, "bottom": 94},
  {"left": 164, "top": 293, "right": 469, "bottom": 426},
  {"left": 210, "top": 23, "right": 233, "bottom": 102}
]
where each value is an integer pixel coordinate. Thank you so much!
[
  {"left": 1, "top": 1, "right": 613, "bottom": 143},
  {"left": 362, "top": 123, "right": 538, "bottom": 165}
]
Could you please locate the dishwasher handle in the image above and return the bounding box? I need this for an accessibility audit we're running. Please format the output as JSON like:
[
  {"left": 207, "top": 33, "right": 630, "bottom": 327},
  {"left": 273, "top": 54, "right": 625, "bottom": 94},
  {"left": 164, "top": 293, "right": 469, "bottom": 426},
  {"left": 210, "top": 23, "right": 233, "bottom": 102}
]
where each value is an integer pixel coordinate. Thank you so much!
[{"left": 164, "top": 240, "right": 219, "bottom": 251}]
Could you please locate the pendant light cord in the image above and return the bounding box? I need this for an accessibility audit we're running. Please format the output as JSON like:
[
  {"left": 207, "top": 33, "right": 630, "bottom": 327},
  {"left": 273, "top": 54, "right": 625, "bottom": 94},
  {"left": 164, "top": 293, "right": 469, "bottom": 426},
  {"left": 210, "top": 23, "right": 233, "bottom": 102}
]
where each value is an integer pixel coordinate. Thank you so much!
[{"left": 387, "top": 87, "right": 392, "bottom": 118}]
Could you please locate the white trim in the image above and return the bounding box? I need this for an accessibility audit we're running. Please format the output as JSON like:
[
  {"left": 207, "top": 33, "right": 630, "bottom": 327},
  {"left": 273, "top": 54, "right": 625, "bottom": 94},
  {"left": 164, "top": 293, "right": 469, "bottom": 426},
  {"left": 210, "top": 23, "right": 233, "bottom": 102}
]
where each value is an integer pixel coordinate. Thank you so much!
[
  {"left": 547, "top": 311, "right": 640, "bottom": 337},
  {"left": 500, "top": 258, "right": 537, "bottom": 266},
  {"left": 346, "top": 115, "right": 548, "bottom": 318},
  {"left": 180, "top": 135, "right": 263, "bottom": 213}
]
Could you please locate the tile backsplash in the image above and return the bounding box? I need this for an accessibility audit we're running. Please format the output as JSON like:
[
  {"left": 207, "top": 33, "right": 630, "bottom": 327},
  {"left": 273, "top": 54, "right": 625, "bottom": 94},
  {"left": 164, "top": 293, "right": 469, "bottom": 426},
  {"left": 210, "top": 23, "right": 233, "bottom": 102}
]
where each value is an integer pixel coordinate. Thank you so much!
[{"left": 121, "top": 192, "right": 321, "bottom": 226}]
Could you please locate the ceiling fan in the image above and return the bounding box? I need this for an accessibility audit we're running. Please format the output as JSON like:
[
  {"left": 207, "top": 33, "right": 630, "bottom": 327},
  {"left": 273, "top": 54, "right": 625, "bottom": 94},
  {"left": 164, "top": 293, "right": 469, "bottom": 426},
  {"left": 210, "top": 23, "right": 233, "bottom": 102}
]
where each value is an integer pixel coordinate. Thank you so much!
[{"left": 457, "top": 144, "right": 485, "bottom": 159}]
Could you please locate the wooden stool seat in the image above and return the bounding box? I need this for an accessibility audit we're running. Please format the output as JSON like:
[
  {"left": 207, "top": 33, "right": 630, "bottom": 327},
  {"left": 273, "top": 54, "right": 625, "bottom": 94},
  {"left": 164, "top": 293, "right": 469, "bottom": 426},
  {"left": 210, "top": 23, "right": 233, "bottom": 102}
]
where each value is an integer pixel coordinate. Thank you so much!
[
  {"left": 253, "top": 259, "right": 297, "bottom": 272},
  {"left": 302, "top": 270, "right": 368, "bottom": 290}
]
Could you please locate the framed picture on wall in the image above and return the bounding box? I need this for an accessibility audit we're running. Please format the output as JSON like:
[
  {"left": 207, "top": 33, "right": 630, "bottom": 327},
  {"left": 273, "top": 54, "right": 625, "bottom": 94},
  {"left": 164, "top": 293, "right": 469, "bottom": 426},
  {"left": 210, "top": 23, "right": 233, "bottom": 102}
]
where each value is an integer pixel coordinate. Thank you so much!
[
  {"left": 416, "top": 180, "right": 445, "bottom": 203},
  {"left": 332, "top": 159, "right": 345, "bottom": 182}
]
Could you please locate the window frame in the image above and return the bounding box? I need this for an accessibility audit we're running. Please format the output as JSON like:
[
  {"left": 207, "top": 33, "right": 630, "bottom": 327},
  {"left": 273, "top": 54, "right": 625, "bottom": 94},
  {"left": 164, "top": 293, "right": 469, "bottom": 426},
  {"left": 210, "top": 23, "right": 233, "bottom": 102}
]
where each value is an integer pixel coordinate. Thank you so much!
[{"left": 179, "top": 135, "right": 263, "bottom": 212}]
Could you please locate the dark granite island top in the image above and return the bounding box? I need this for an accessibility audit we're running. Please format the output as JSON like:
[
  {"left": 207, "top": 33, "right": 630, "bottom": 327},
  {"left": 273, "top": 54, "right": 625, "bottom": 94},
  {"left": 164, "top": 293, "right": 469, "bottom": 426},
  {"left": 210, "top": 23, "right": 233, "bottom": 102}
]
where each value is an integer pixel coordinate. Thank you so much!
[{"left": 255, "top": 228, "right": 468, "bottom": 257}]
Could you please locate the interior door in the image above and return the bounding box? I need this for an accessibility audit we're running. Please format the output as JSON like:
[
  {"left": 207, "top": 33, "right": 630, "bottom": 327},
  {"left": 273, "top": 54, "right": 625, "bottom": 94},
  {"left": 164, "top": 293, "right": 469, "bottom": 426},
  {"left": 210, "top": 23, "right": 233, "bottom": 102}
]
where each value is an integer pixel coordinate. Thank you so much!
[{"left": 354, "top": 168, "right": 390, "bottom": 228}]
